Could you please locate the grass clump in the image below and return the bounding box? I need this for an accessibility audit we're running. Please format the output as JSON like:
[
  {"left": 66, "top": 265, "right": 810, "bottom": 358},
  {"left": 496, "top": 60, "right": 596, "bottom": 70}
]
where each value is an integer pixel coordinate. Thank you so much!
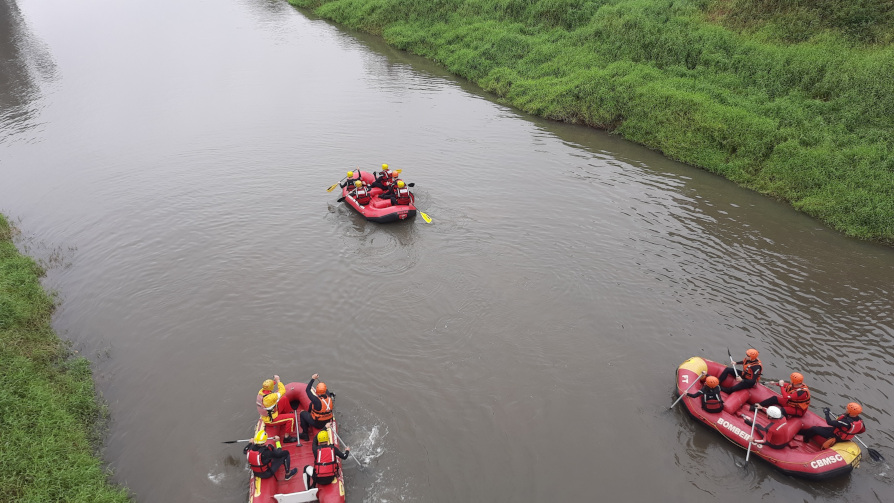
[
  {"left": 288, "top": 0, "right": 894, "bottom": 243},
  {"left": 0, "top": 214, "right": 130, "bottom": 503}
]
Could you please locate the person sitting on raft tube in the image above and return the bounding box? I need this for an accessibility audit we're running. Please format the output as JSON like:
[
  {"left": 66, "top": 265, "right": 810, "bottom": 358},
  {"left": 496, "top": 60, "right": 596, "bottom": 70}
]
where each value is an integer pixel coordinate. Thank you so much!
[
  {"left": 717, "top": 348, "right": 762, "bottom": 394},
  {"left": 349, "top": 179, "right": 372, "bottom": 205},
  {"left": 370, "top": 164, "right": 393, "bottom": 191},
  {"left": 378, "top": 179, "right": 412, "bottom": 206},
  {"left": 299, "top": 373, "right": 335, "bottom": 441},
  {"left": 742, "top": 405, "right": 790, "bottom": 449},
  {"left": 256, "top": 375, "right": 285, "bottom": 411},
  {"left": 752, "top": 372, "right": 811, "bottom": 417},
  {"left": 261, "top": 392, "right": 299, "bottom": 444},
  {"left": 339, "top": 171, "right": 362, "bottom": 189},
  {"left": 244, "top": 430, "right": 299, "bottom": 481},
  {"left": 799, "top": 402, "right": 866, "bottom": 449},
  {"left": 687, "top": 376, "right": 724, "bottom": 413},
  {"left": 303, "top": 430, "right": 350, "bottom": 489}
]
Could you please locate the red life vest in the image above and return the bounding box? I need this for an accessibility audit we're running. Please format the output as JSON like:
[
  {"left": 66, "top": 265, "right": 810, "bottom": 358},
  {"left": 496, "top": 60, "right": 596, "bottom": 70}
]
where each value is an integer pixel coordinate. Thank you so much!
[
  {"left": 314, "top": 445, "right": 339, "bottom": 478},
  {"left": 833, "top": 415, "right": 865, "bottom": 441},
  {"left": 782, "top": 384, "right": 810, "bottom": 412},
  {"left": 394, "top": 186, "right": 411, "bottom": 206},
  {"left": 701, "top": 387, "right": 723, "bottom": 413},
  {"left": 311, "top": 395, "right": 333, "bottom": 422},
  {"left": 352, "top": 186, "right": 371, "bottom": 205},
  {"left": 247, "top": 447, "right": 273, "bottom": 478},
  {"left": 761, "top": 419, "right": 790, "bottom": 449},
  {"left": 742, "top": 358, "right": 762, "bottom": 380}
]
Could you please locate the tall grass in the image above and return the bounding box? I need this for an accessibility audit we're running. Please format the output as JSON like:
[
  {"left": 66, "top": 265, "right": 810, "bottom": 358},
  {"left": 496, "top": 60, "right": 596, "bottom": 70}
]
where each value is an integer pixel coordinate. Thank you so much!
[
  {"left": 289, "top": 0, "right": 894, "bottom": 243},
  {"left": 0, "top": 215, "right": 130, "bottom": 503}
]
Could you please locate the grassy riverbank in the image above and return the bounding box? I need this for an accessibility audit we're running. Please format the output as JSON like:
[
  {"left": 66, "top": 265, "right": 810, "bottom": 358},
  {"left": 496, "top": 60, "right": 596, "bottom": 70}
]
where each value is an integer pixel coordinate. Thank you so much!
[
  {"left": 0, "top": 215, "right": 129, "bottom": 502},
  {"left": 289, "top": 0, "right": 894, "bottom": 243}
]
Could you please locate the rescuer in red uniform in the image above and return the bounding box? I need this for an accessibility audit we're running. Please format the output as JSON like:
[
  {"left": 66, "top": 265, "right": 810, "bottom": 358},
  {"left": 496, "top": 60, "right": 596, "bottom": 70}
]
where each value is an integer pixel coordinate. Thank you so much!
[{"left": 753, "top": 372, "right": 811, "bottom": 417}]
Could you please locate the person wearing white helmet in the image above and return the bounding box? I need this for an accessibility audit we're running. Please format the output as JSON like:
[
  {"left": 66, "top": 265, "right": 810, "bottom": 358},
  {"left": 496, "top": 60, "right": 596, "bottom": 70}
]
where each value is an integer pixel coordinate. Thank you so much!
[{"left": 742, "top": 405, "right": 792, "bottom": 449}]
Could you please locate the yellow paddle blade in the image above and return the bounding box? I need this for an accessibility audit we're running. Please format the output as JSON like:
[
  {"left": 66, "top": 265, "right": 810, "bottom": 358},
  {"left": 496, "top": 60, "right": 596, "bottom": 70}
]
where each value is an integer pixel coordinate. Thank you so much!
[
  {"left": 396, "top": 169, "right": 402, "bottom": 174},
  {"left": 420, "top": 211, "right": 432, "bottom": 223},
  {"left": 327, "top": 183, "right": 339, "bottom": 192}
]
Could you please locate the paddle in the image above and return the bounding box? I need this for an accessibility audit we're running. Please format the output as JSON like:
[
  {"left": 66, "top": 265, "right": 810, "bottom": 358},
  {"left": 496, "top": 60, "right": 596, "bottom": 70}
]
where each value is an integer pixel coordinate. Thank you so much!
[
  {"left": 222, "top": 438, "right": 253, "bottom": 444},
  {"left": 743, "top": 406, "right": 760, "bottom": 466},
  {"left": 332, "top": 429, "right": 364, "bottom": 471},
  {"left": 669, "top": 371, "right": 706, "bottom": 410},
  {"left": 327, "top": 177, "right": 347, "bottom": 193},
  {"left": 854, "top": 435, "right": 885, "bottom": 462},
  {"left": 727, "top": 348, "right": 740, "bottom": 379}
]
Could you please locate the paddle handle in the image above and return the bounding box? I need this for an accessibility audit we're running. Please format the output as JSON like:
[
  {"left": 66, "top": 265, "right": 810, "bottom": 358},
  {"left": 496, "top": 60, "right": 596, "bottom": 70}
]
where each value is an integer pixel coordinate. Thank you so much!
[
  {"left": 744, "top": 408, "right": 759, "bottom": 464},
  {"left": 669, "top": 371, "right": 706, "bottom": 409}
]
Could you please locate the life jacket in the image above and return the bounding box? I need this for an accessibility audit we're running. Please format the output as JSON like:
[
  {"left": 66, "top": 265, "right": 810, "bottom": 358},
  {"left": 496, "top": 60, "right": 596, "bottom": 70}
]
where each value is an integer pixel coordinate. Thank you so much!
[
  {"left": 311, "top": 395, "right": 333, "bottom": 422},
  {"left": 701, "top": 387, "right": 723, "bottom": 413},
  {"left": 247, "top": 446, "right": 274, "bottom": 478},
  {"left": 314, "top": 445, "right": 339, "bottom": 479},
  {"left": 352, "top": 186, "right": 371, "bottom": 205},
  {"left": 833, "top": 415, "right": 865, "bottom": 441},
  {"left": 393, "top": 185, "right": 411, "bottom": 206},
  {"left": 782, "top": 384, "right": 810, "bottom": 412},
  {"left": 741, "top": 358, "right": 762, "bottom": 380}
]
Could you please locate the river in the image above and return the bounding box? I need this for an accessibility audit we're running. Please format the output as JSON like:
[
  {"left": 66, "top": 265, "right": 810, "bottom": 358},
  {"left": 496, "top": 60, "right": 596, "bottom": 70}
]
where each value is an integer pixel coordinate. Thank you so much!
[{"left": 1, "top": 0, "right": 892, "bottom": 501}]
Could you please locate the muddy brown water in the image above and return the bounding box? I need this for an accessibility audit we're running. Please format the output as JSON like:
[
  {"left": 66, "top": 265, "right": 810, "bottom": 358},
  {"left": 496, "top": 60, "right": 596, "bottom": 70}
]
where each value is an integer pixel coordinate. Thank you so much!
[{"left": 2, "top": 0, "right": 893, "bottom": 501}]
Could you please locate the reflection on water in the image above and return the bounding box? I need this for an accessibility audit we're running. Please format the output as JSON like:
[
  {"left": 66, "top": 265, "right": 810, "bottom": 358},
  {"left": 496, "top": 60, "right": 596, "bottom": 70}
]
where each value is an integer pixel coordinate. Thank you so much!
[{"left": 2, "top": 0, "right": 893, "bottom": 502}]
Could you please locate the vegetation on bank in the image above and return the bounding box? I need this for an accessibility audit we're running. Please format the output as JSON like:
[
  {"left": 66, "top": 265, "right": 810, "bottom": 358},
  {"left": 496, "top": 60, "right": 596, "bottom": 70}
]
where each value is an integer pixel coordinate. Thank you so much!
[
  {"left": 288, "top": 0, "right": 894, "bottom": 243},
  {"left": 0, "top": 215, "right": 129, "bottom": 503}
]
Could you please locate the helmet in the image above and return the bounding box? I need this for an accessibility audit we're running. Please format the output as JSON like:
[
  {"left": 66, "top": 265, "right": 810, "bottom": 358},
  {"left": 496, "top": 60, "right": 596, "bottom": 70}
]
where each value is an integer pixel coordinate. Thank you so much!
[
  {"left": 254, "top": 430, "right": 268, "bottom": 443},
  {"left": 397, "top": 180, "right": 405, "bottom": 188},
  {"left": 391, "top": 171, "right": 399, "bottom": 178},
  {"left": 705, "top": 376, "right": 719, "bottom": 388},
  {"left": 847, "top": 402, "right": 862, "bottom": 416},
  {"left": 354, "top": 180, "right": 363, "bottom": 187},
  {"left": 262, "top": 393, "right": 279, "bottom": 409},
  {"left": 262, "top": 379, "right": 275, "bottom": 391},
  {"left": 746, "top": 349, "right": 759, "bottom": 359},
  {"left": 347, "top": 171, "right": 354, "bottom": 177},
  {"left": 316, "top": 382, "right": 327, "bottom": 395},
  {"left": 767, "top": 406, "right": 783, "bottom": 419},
  {"left": 317, "top": 430, "right": 329, "bottom": 443},
  {"left": 790, "top": 372, "right": 804, "bottom": 385},
  {"left": 382, "top": 163, "right": 389, "bottom": 170}
]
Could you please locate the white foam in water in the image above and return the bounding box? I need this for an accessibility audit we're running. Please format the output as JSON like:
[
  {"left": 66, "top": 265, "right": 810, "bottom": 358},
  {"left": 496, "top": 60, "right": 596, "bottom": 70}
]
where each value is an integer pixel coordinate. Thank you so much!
[{"left": 207, "top": 472, "right": 225, "bottom": 485}]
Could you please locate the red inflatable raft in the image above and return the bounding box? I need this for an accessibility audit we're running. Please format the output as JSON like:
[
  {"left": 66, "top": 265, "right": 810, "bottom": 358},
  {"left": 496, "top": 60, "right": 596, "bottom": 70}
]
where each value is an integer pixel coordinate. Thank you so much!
[
  {"left": 340, "top": 171, "right": 417, "bottom": 223},
  {"left": 675, "top": 357, "right": 861, "bottom": 479},
  {"left": 247, "top": 382, "right": 346, "bottom": 503}
]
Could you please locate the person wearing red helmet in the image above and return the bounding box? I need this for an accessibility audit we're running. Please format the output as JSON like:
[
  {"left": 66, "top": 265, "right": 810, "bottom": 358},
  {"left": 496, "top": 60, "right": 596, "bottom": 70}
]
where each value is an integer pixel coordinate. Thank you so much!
[
  {"left": 798, "top": 402, "right": 867, "bottom": 449},
  {"left": 299, "top": 373, "right": 336, "bottom": 441},
  {"left": 753, "top": 372, "right": 811, "bottom": 417},
  {"left": 717, "top": 348, "right": 763, "bottom": 394},
  {"left": 686, "top": 376, "right": 724, "bottom": 413}
]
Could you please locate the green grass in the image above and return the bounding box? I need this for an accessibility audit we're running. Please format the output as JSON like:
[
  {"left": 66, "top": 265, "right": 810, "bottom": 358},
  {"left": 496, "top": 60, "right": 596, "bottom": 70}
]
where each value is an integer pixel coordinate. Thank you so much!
[
  {"left": 0, "top": 215, "right": 130, "bottom": 503},
  {"left": 288, "top": 0, "right": 894, "bottom": 243}
]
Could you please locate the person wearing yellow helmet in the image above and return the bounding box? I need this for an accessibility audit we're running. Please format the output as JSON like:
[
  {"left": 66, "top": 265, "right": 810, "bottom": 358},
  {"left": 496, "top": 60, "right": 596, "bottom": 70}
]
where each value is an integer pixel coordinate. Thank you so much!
[
  {"left": 299, "top": 373, "right": 336, "bottom": 441},
  {"left": 256, "top": 375, "right": 286, "bottom": 410},
  {"left": 370, "top": 163, "right": 393, "bottom": 191},
  {"left": 349, "top": 179, "right": 371, "bottom": 205},
  {"left": 259, "top": 386, "right": 299, "bottom": 444},
  {"left": 799, "top": 402, "right": 867, "bottom": 449},
  {"left": 339, "top": 170, "right": 362, "bottom": 189},
  {"left": 753, "top": 371, "right": 811, "bottom": 417},
  {"left": 244, "top": 429, "right": 299, "bottom": 481},
  {"left": 304, "top": 428, "right": 350, "bottom": 489},
  {"left": 378, "top": 178, "right": 413, "bottom": 207},
  {"left": 717, "top": 348, "right": 763, "bottom": 394},
  {"left": 686, "top": 375, "right": 724, "bottom": 413}
]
